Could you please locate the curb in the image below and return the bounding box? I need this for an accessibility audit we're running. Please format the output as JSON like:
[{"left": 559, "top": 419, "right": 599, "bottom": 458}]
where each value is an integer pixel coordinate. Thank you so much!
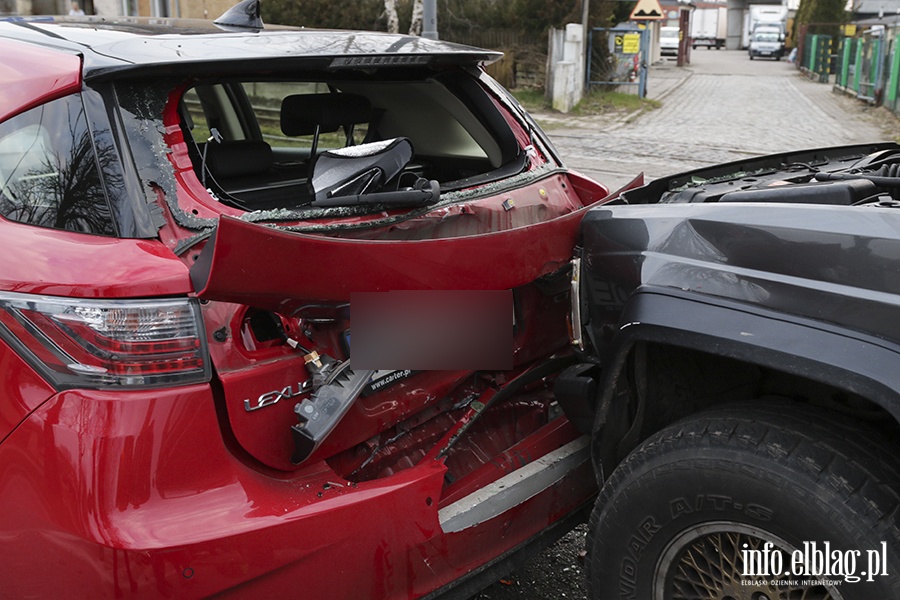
[
  {"left": 603, "top": 68, "right": 693, "bottom": 131},
  {"left": 527, "top": 68, "right": 694, "bottom": 132},
  {"left": 649, "top": 67, "right": 693, "bottom": 102}
]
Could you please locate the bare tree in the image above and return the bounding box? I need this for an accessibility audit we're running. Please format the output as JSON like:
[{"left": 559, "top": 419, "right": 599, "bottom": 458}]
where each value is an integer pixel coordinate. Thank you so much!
[
  {"left": 384, "top": 0, "right": 399, "bottom": 33},
  {"left": 409, "top": 0, "right": 423, "bottom": 35}
]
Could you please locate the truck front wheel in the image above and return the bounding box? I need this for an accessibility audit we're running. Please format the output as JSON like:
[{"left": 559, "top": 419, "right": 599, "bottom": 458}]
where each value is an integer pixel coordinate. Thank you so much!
[{"left": 585, "top": 402, "right": 900, "bottom": 599}]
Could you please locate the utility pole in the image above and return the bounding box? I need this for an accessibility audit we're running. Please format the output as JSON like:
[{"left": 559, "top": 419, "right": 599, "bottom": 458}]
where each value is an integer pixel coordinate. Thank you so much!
[
  {"left": 582, "top": 0, "right": 590, "bottom": 86},
  {"left": 422, "top": 0, "right": 438, "bottom": 39}
]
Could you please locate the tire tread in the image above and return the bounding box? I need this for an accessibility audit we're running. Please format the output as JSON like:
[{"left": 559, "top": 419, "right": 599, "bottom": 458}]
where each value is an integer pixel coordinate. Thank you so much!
[{"left": 586, "top": 401, "right": 900, "bottom": 598}]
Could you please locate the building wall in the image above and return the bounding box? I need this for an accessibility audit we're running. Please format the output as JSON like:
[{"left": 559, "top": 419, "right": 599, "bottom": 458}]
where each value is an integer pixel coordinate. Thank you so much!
[
  {"left": 92, "top": 0, "right": 117, "bottom": 15},
  {"left": 31, "top": 0, "right": 65, "bottom": 13},
  {"left": 25, "top": 0, "right": 236, "bottom": 17},
  {"left": 179, "top": 0, "right": 234, "bottom": 20}
]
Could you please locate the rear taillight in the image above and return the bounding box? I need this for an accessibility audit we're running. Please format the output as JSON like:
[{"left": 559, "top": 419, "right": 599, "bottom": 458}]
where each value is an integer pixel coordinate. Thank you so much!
[{"left": 0, "top": 293, "right": 210, "bottom": 389}]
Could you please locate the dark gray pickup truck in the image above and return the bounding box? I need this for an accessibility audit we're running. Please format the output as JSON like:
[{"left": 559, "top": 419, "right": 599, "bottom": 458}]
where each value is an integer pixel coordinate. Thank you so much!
[{"left": 567, "top": 142, "right": 900, "bottom": 599}]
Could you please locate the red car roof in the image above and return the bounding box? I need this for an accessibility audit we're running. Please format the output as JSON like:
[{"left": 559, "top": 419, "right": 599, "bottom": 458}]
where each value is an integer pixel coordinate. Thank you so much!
[{"left": 0, "top": 37, "right": 81, "bottom": 122}]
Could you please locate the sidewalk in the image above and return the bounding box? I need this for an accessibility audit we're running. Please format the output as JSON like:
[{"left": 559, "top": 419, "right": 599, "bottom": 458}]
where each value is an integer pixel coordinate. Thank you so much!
[
  {"left": 531, "top": 61, "right": 691, "bottom": 130},
  {"left": 547, "top": 48, "right": 887, "bottom": 191},
  {"left": 645, "top": 60, "right": 691, "bottom": 101},
  {"left": 529, "top": 63, "right": 690, "bottom": 130}
]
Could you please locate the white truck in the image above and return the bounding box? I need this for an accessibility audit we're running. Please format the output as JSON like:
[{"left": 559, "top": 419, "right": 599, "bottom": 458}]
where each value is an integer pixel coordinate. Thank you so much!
[
  {"left": 748, "top": 24, "right": 785, "bottom": 59},
  {"left": 743, "top": 4, "right": 788, "bottom": 48},
  {"left": 690, "top": 5, "right": 727, "bottom": 49},
  {"left": 659, "top": 26, "right": 680, "bottom": 56}
]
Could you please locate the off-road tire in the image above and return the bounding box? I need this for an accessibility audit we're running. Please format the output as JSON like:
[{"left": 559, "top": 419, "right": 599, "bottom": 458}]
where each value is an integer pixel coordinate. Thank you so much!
[{"left": 585, "top": 401, "right": 900, "bottom": 599}]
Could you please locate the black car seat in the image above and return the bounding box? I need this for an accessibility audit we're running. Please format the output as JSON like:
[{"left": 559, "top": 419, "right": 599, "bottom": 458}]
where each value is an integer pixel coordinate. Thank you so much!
[{"left": 280, "top": 93, "right": 372, "bottom": 165}]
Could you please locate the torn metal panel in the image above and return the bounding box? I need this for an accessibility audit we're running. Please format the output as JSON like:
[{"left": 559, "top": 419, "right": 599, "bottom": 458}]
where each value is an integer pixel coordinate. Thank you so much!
[
  {"left": 191, "top": 205, "right": 591, "bottom": 311},
  {"left": 116, "top": 81, "right": 218, "bottom": 234}
]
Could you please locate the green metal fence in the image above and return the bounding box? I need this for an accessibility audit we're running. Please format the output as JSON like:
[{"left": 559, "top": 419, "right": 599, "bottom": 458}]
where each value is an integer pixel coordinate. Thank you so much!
[
  {"left": 885, "top": 34, "right": 900, "bottom": 111},
  {"left": 857, "top": 32, "right": 883, "bottom": 102},
  {"left": 812, "top": 35, "right": 833, "bottom": 81},
  {"left": 834, "top": 37, "right": 858, "bottom": 91},
  {"left": 830, "top": 26, "right": 900, "bottom": 114},
  {"left": 801, "top": 34, "right": 833, "bottom": 82}
]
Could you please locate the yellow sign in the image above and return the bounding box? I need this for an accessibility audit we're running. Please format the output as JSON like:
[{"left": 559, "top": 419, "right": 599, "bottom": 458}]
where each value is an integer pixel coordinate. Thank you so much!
[
  {"left": 623, "top": 33, "right": 641, "bottom": 54},
  {"left": 842, "top": 24, "right": 857, "bottom": 36}
]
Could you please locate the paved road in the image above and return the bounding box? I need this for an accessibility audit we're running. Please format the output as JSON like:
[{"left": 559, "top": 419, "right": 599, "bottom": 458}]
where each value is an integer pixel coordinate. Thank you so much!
[
  {"left": 473, "top": 48, "right": 892, "bottom": 600},
  {"left": 548, "top": 48, "right": 888, "bottom": 193}
]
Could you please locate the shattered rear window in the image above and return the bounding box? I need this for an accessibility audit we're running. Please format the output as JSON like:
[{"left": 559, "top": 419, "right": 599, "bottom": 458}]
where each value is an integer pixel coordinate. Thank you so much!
[{"left": 173, "top": 74, "right": 520, "bottom": 211}]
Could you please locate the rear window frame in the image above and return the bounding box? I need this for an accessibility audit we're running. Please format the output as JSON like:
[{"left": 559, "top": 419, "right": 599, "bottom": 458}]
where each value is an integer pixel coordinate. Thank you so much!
[
  {"left": 174, "top": 68, "right": 526, "bottom": 209},
  {"left": 0, "top": 91, "right": 121, "bottom": 237}
]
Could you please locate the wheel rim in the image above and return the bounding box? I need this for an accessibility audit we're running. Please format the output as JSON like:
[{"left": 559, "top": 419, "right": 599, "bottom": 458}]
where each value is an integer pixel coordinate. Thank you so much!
[{"left": 654, "top": 522, "right": 845, "bottom": 600}]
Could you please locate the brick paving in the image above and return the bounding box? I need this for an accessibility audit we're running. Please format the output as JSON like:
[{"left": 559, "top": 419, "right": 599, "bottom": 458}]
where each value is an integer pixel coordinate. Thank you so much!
[{"left": 546, "top": 50, "right": 890, "bottom": 192}]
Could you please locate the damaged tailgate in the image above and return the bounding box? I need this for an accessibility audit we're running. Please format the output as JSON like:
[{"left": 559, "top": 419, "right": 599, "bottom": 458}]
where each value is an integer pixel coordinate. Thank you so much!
[{"left": 191, "top": 211, "right": 594, "bottom": 309}]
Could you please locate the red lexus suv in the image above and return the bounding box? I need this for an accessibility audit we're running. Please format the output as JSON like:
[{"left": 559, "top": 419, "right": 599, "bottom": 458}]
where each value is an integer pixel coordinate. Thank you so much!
[{"left": 0, "top": 6, "right": 626, "bottom": 598}]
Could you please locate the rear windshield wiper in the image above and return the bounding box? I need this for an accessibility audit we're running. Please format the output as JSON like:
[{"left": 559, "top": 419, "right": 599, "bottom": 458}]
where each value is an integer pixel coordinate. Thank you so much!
[{"left": 310, "top": 179, "right": 440, "bottom": 208}]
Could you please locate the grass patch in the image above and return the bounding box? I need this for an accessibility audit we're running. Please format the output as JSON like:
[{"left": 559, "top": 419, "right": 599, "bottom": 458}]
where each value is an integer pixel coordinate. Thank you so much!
[
  {"left": 509, "top": 87, "right": 661, "bottom": 117},
  {"left": 509, "top": 88, "right": 547, "bottom": 111},
  {"left": 573, "top": 90, "right": 661, "bottom": 115}
]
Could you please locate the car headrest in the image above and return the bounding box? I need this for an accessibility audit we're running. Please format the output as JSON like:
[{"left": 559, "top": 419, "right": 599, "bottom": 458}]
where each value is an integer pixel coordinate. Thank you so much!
[
  {"left": 205, "top": 140, "right": 272, "bottom": 179},
  {"left": 280, "top": 93, "right": 372, "bottom": 136}
]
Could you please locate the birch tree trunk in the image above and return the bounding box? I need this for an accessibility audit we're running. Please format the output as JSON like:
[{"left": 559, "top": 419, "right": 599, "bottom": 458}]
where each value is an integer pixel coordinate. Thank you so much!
[
  {"left": 409, "top": 0, "right": 423, "bottom": 35},
  {"left": 384, "top": 0, "right": 399, "bottom": 33}
]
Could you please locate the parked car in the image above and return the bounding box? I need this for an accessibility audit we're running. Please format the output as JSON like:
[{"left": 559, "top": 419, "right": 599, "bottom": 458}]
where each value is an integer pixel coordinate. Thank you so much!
[
  {"left": 0, "top": 4, "right": 620, "bottom": 598},
  {"left": 660, "top": 26, "right": 680, "bottom": 56},
  {"left": 749, "top": 26, "right": 785, "bottom": 60}
]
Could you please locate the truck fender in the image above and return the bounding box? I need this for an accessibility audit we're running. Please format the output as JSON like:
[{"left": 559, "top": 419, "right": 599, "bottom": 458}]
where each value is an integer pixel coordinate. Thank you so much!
[{"left": 589, "top": 286, "right": 900, "bottom": 478}]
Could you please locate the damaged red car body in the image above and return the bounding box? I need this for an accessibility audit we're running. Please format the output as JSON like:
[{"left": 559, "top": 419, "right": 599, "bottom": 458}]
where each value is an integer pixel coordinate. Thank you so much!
[{"left": 0, "top": 12, "right": 635, "bottom": 598}]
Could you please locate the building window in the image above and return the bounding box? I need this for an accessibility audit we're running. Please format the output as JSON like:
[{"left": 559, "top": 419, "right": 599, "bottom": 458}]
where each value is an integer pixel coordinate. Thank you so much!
[{"left": 151, "top": 0, "right": 169, "bottom": 17}]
